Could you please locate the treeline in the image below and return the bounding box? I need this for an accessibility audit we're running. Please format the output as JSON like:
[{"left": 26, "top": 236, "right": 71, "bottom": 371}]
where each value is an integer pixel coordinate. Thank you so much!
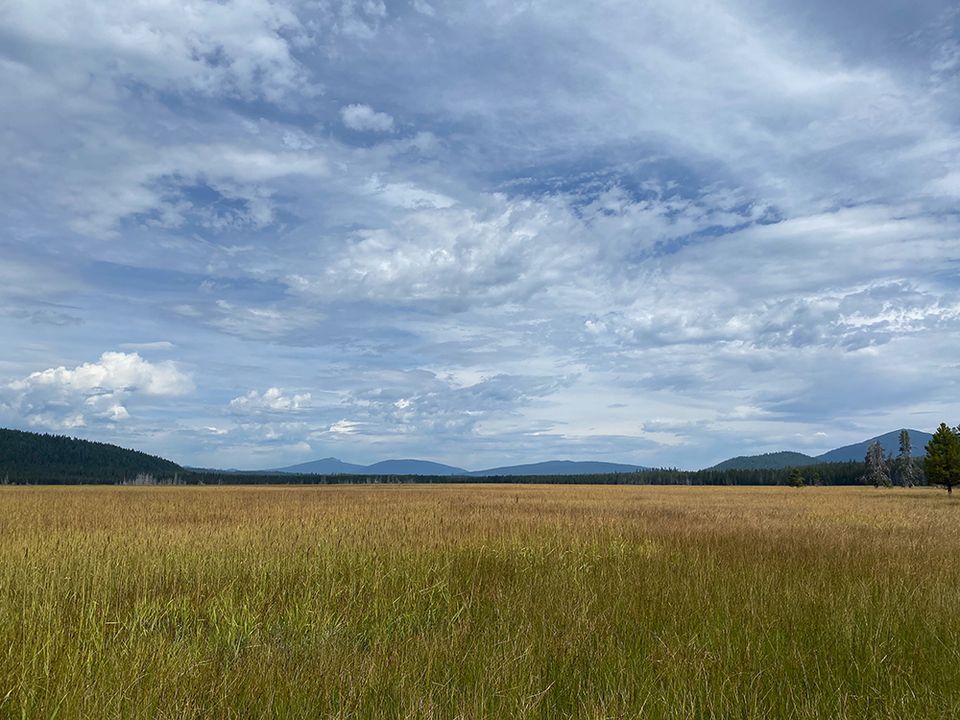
[
  {"left": 178, "top": 461, "right": 876, "bottom": 487},
  {"left": 0, "top": 428, "right": 182, "bottom": 485}
]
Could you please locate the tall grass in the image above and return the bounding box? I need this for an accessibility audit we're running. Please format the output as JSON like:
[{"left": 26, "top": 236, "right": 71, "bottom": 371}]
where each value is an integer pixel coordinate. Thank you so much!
[{"left": 0, "top": 485, "right": 958, "bottom": 718}]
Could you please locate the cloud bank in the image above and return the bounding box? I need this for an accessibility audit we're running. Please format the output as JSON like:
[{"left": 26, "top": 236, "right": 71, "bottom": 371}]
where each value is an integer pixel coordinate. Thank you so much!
[{"left": 2, "top": 0, "right": 959, "bottom": 468}]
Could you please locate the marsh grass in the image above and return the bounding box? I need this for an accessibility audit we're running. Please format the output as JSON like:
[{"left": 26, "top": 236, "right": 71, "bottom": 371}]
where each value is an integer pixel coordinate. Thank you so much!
[{"left": 0, "top": 485, "right": 958, "bottom": 718}]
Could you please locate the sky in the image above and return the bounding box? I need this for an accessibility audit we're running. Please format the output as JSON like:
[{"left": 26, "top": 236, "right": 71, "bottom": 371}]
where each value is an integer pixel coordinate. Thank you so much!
[{"left": 1, "top": 0, "right": 959, "bottom": 471}]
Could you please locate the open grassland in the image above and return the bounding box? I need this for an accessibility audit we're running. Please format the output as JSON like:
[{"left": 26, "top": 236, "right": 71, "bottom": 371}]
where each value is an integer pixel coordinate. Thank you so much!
[{"left": 1, "top": 485, "right": 959, "bottom": 719}]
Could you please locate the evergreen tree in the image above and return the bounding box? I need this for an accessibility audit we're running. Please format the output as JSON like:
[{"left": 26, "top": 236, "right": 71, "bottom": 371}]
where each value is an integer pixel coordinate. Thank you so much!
[
  {"left": 895, "top": 429, "right": 916, "bottom": 487},
  {"left": 787, "top": 468, "right": 805, "bottom": 487},
  {"left": 864, "top": 441, "right": 891, "bottom": 488},
  {"left": 924, "top": 423, "right": 960, "bottom": 495}
]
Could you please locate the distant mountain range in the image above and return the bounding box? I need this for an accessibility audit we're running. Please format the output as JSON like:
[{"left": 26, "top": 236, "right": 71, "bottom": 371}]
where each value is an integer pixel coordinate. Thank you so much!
[
  {"left": 272, "top": 458, "right": 646, "bottom": 476},
  {"left": 709, "top": 429, "right": 934, "bottom": 471},
  {"left": 0, "top": 426, "right": 940, "bottom": 483},
  {"left": 273, "top": 429, "right": 936, "bottom": 476}
]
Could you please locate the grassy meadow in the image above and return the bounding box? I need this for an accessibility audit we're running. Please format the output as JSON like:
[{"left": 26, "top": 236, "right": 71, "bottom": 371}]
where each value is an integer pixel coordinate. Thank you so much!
[{"left": 1, "top": 484, "right": 958, "bottom": 719}]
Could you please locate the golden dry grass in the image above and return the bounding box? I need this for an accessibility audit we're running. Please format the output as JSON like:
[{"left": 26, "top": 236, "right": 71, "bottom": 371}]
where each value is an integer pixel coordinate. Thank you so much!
[{"left": 0, "top": 484, "right": 958, "bottom": 719}]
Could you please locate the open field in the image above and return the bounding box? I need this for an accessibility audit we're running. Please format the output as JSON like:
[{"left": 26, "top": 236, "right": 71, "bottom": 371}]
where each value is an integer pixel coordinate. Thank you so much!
[{"left": 1, "top": 485, "right": 959, "bottom": 719}]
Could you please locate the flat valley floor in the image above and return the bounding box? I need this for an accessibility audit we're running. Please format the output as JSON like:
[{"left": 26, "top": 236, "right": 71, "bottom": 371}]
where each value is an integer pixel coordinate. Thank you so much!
[{"left": 1, "top": 484, "right": 958, "bottom": 719}]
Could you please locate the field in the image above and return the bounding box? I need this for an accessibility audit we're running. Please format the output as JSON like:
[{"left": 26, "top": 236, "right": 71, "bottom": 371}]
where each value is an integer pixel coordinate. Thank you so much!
[{"left": 1, "top": 485, "right": 958, "bottom": 719}]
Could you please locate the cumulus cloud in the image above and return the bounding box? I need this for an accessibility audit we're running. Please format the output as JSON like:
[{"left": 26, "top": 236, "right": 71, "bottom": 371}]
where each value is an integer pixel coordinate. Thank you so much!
[
  {"left": 229, "top": 387, "right": 312, "bottom": 414},
  {"left": 340, "top": 104, "right": 396, "bottom": 133},
  {"left": 0, "top": 352, "right": 192, "bottom": 429}
]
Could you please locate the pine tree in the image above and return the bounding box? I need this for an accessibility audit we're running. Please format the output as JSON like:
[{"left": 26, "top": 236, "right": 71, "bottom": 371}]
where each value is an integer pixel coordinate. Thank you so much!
[
  {"left": 895, "top": 429, "right": 915, "bottom": 488},
  {"left": 864, "top": 441, "right": 891, "bottom": 488},
  {"left": 787, "top": 468, "right": 805, "bottom": 487},
  {"left": 924, "top": 423, "right": 960, "bottom": 495}
]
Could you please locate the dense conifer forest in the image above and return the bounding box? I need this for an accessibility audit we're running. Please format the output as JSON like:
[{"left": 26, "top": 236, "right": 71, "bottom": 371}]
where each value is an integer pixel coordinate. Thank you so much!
[{"left": 0, "top": 429, "right": 182, "bottom": 484}]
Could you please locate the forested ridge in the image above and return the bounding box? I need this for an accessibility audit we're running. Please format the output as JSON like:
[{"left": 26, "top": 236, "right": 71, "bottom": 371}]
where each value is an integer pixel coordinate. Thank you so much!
[{"left": 0, "top": 428, "right": 182, "bottom": 484}]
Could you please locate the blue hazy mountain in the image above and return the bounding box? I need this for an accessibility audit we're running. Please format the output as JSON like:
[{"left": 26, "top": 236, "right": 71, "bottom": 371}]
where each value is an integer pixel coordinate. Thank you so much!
[
  {"left": 364, "top": 459, "right": 467, "bottom": 475},
  {"left": 271, "top": 458, "right": 466, "bottom": 475},
  {"left": 710, "top": 429, "right": 934, "bottom": 470},
  {"left": 272, "top": 457, "right": 368, "bottom": 474},
  {"left": 470, "top": 460, "right": 647, "bottom": 476},
  {"left": 815, "top": 429, "right": 933, "bottom": 463},
  {"left": 271, "top": 458, "right": 644, "bottom": 476}
]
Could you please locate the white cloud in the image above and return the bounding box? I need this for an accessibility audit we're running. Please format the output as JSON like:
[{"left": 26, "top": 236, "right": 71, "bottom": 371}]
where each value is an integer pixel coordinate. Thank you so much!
[
  {"left": 340, "top": 104, "right": 396, "bottom": 133},
  {"left": 1, "top": 0, "right": 311, "bottom": 101},
  {"left": 300, "top": 195, "right": 593, "bottom": 306},
  {"left": 412, "top": 0, "right": 435, "bottom": 17},
  {"left": 364, "top": 175, "right": 456, "bottom": 209},
  {"left": 328, "top": 419, "right": 361, "bottom": 434},
  {"left": 9, "top": 351, "right": 192, "bottom": 396},
  {"left": 1, "top": 352, "right": 192, "bottom": 429},
  {"left": 66, "top": 143, "right": 328, "bottom": 239},
  {"left": 229, "top": 387, "right": 312, "bottom": 414}
]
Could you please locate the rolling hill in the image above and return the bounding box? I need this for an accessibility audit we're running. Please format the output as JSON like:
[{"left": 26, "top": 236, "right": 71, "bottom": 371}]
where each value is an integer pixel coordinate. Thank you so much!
[
  {"left": 710, "top": 451, "right": 819, "bottom": 471},
  {"left": 272, "top": 457, "right": 368, "bottom": 474},
  {"left": 710, "top": 429, "right": 934, "bottom": 470}
]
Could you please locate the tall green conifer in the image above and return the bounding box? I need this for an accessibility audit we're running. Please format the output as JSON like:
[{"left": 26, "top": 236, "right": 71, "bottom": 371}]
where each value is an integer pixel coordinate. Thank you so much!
[{"left": 925, "top": 423, "right": 960, "bottom": 495}]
